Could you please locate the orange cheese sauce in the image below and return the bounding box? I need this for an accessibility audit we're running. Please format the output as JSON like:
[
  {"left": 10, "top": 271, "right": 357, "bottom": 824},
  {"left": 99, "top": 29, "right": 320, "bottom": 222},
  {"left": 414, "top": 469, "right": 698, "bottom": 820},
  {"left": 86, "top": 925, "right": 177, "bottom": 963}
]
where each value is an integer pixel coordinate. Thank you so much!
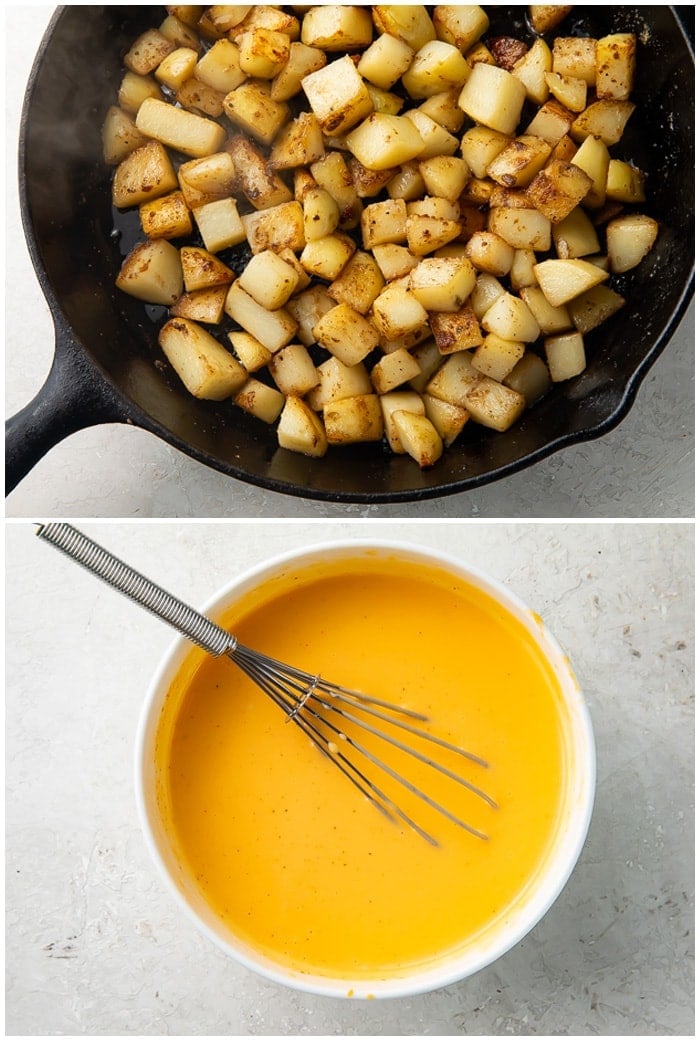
[{"left": 155, "top": 554, "right": 566, "bottom": 980}]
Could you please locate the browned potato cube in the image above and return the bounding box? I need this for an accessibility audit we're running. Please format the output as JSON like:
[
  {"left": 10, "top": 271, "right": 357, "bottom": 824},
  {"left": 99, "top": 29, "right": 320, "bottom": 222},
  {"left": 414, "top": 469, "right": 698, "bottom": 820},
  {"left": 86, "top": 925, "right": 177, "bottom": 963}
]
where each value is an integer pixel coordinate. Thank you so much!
[
  {"left": 158, "top": 317, "right": 248, "bottom": 399},
  {"left": 313, "top": 303, "right": 381, "bottom": 367},
  {"left": 139, "top": 191, "right": 193, "bottom": 240},
  {"left": 525, "top": 160, "right": 593, "bottom": 223},
  {"left": 125, "top": 29, "right": 176, "bottom": 75},
  {"left": 112, "top": 140, "right": 178, "bottom": 209},
  {"left": 180, "top": 246, "right": 235, "bottom": 292},
  {"left": 269, "top": 344, "right": 319, "bottom": 397},
  {"left": 277, "top": 396, "right": 328, "bottom": 458},
  {"left": 301, "top": 54, "right": 373, "bottom": 135},
  {"left": 223, "top": 81, "right": 290, "bottom": 145},
  {"left": 170, "top": 285, "right": 227, "bottom": 325},
  {"left": 116, "top": 239, "right": 183, "bottom": 305},
  {"left": 323, "top": 394, "right": 384, "bottom": 444}
]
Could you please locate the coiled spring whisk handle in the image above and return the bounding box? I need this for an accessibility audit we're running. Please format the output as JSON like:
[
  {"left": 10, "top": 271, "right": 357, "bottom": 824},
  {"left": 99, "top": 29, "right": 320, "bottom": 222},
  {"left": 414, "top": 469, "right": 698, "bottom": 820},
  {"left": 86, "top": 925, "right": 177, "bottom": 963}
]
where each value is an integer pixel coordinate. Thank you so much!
[{"left": 35, "top": 523, "right": 237, "bottom": 657}]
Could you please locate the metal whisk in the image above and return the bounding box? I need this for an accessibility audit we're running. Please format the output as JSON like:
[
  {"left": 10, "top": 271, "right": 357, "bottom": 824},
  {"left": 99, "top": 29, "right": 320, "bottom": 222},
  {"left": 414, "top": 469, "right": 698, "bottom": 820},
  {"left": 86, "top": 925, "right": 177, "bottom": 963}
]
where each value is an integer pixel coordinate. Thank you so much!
[{"left": 36, "top": 523, "right": 496, "bottom": 845}]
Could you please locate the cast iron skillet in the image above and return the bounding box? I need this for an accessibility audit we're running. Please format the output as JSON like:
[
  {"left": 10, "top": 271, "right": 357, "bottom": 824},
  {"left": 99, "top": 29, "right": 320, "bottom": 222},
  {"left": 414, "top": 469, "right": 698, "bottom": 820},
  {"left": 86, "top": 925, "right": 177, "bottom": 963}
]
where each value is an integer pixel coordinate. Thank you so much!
[{"left": 6, "top": 6, "right": 694, "bottom": 504}]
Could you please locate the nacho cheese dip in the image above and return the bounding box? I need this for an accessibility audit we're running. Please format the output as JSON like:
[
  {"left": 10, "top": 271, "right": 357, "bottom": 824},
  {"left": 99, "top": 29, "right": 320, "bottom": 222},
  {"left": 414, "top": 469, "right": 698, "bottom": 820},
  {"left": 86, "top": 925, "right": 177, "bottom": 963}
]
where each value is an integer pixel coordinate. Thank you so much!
[{"left": 151, "top": 547, "right": 575, "bottom": 986}]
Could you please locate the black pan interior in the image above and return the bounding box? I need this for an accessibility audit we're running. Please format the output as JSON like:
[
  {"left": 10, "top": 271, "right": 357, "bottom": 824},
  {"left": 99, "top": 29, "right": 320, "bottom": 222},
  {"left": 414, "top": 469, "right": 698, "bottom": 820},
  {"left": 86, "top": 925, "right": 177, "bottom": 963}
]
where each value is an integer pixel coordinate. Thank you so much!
[{"left": 20, "top": 5, "right": 694, "bottom": 502}]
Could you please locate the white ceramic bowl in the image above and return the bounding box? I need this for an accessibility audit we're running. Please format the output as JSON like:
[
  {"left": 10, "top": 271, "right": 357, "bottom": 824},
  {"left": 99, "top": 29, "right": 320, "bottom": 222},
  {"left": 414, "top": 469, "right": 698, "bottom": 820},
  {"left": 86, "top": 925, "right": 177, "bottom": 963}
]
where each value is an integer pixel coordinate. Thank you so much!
[{"left": 135, "top": 541, "right": 595, "bottom": 999}]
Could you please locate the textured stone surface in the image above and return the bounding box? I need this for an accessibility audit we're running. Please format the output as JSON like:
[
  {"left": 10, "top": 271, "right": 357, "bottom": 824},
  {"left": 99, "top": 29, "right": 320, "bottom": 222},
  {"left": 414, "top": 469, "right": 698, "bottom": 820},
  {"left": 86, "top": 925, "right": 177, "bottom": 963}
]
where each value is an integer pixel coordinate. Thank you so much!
[
  {"left": 6, "top": 522, "right": 694, "bottom": 1035},
  {"left": 5, "top": 8, "right": 694, "bottom": 520}
]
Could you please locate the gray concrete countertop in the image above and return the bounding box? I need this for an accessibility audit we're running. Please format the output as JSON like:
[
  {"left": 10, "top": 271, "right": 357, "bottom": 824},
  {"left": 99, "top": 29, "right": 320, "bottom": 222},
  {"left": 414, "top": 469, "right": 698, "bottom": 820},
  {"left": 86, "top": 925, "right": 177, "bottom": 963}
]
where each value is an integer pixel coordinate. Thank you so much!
[
  {"left": 6, "top": 521, "right": 694, "bottom": 1035},
  {"left": 5, "top": 8, "right": 694, "bottom": 520}
]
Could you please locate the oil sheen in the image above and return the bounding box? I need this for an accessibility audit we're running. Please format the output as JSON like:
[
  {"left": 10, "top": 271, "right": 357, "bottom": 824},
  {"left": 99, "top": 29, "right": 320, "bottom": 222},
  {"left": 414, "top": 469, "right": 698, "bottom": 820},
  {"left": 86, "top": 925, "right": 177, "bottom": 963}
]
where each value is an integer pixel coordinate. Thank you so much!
[{"left": 155, "top": 554, "right": 565, "bottom": 980}]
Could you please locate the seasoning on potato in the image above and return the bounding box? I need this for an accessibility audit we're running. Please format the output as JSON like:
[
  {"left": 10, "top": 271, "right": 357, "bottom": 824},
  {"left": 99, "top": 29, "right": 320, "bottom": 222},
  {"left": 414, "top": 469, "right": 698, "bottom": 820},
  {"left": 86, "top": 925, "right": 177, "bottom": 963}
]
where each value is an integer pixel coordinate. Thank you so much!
[{"left": 105, "top": 5, "right": 659, "bottom": 468}]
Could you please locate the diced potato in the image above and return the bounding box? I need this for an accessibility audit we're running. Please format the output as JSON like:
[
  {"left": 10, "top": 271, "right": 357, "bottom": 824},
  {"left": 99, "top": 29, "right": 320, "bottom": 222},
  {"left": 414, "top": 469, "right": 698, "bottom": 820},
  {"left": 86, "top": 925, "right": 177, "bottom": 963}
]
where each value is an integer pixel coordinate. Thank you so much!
[
  {"left": 386, "top": 162, "right": 426, "bottom": 202},
  {"left": 116, "top": 239, "right": 184, "bottom": 305},
  {"left": 102, "top": 106, "right": 149, "bottom": 165},
  {"left": 430, "top": 303, "right": 483, "bottom": 354},
  {"left": 371, "top": 280, "right": 429, "bottom": 339},
  {"left": 481, "top": 292, "right": 540, "bottom": 343},
  {"left": 158, "top": 317, "right": 247, "bottom": 399},
  {"left": 487, "top": 207, "right": 552, "bottom": 252},
  {"left": 139, "top": 190, "right": 193, "bottom": 240},
  {"left": 472, "top": 334, "right": 525, "bottom": 381},
  {"left": 228, "top": 6, "right": 299, "bottom": 41},
  {"left": 238, "top": 251, "right": 299, "bottom": 310},
  {"left": 544, "top": 330, "right": 586, "bottom": 381},
  {"left": 301, "top": 54, "right": 373, "bottom": 135},
  {"left": 422, "top": 393, "right": 469, "bottom": 445},
  {"left": 242, "top": 202, "right": 305, "bottom": 254},
  {"left": 223, "top": 80, "right": 290, "bottom": 145},
  {"left": 177, "top": 151, "right": 237, "bottom": 208},
  {"left": 118, "top": 70, "right": 163, "bottom": 115},
  {"left": 471, "top": 272, "right": 507, "bottom": 319},
  {"left": 460, "top": 126, "right": 509, "bottom": 179},
  {"left": 301, "top": 5, "right": 373, "bottom": 50},
  {"left": 226, "top": 135, "right": 293, "bottom": 211},
  {"left": 458, "top": 62, "right": 526, "bottom": 135},
  {"left": 528, "top": 6, "right": 572, "bottom": 34},
  {"left": 269, "top": 344, "right": 319, "bottom": 397},
  {"left": 234, "top": 378, "right": 286, "bottom": 424},
  {"left": 159, "top": 14, "right": 203, "bottom": 53},
  {"left": 155, "top": 46, "right": 199, "bottom": 90},
  {"left": 510, "top": 247, "right": 538, "bottom": 289},
  {"left": 606, "top": 214, "right": 659, "bottom": 274},
  {"left": 544, "top": 71, "right": 587, "bottom": 113},
  {"left": 418, "top": 88, "right": 466, "bottom": 133},
  {"left": 426, "top": 351, "right": 484, "bottom": 407},
  {"left": 171, "top": 285, "right": 228, "bottom": 325},
  {"left": 361, "top": 198, "right": 408, "bottom": 250},
  {"left": 533, "top": 257, "right": 608, "bottom": 307},
  {"left": 180, "top": 246, "right": 234, "bottom": 293},
  {"left": 310, "top": 151, "right": 363, "bottom": 229},
  {"left": 112, "top": 139, "right": 178, "bottom": 209},
  {"left": 313, "top": 302, "right": 381, "bottom": 367},
  {"left": 323, "top": 394, "right": 384, "bottom": 444},
  {"left": 504, "top": 351, "right": 552, "bottom": 405},
  {"left": 392, "top": 410, "right": 443, "bottom": 467},
  {"left": 238, "top": 27, "right": 290, "bottom": 78},
  {"left": 402, "top": 40, "right": 470, "bottom": 99},
  {"left": 348, "top": 158, "right": 397, "bottom": 199},
  {"left": 371, "top": 6, "right": 436, "bottom": 51},
  {"left": 464, "top": 377, "right": 526, "bottom": 431},
  {"left": 433, "top": 6, "right": 489, "bottom": 52},
  {"left": 193, "top": 197, "right": 247, "bottom": 253},
  {"left": 552, "top": 36, "right": 596, "bottom": 85},
  {"left": 195, "top": 38, "right": 247, "bottom": 92},
  {"left": 301, "top": 185, "right": 340, "bottom": 241},
  {"left": 176, "top": 77, "right": 226, "bottom": 118},
  {"left": 380, "top": 391, "right": 425, "bottom": 452},
  {"left": 228, "top": 330, "right": 272, "bottom": 373},
  {"left": 570, "top": 100, "right": 636, "bottom": 146},
  {"left": 380, "top": 325, "right": 432, "bottom": 355},
  {"left": 270, "top": 41, "right": 327, "bottom": 102},
  {"left": 327, "top": 251, "right": 385, "bottom": 314},
  {"left": 605, "top": 160, "right": 646, "bottom": 204},
  {"left": 524, "top": 97, "right": 574, "bottom": 145},
  {"left": 519, "top": 285, "right": 572, "bottom": 334},
  {"left": 307, "top": 356, "right": 373, "bottom": 410},
  {"left": 125, "top": 29, "right": 176, "bottom": 75},
  {"left": 225, "top": 282, "right": 298, "bottom": 352},
  {"left": 372, "top": 243, "right": 419, "bottom": 281},
  {"left": 403, "top": 109, "right": 459, "bottom": 159},
  {"left": 465, "top": 231, "right": 515, "bottom": 277},
  {"left": 371, "top": 348, "right": 421, "bottom": 394},
  {"left": 357, "top": 32, "right": 414, "bottom": 90},
  {"left": 268, "top": 111, "right": 325, "bottom": 170},
  {"left": 135, "top": 96, "right": 226, "bottom": 157},
  {"left": 596, "top": 33, "right": 635, "bottom": 101},
  {"left": 286, "top": 285, "right": 336, "bottom": 345},
  {"left": 568, "top": 285, "right": 625, "bottom": 334},
  {"left": 418, "top": 155, "right": 469, "bottom": 202},
  {"left": 525, "top": 160, "right": 593, "bottom": 223},
  {"left": 409, "top": 339, "right": 443, "bottom": 391},
  {"left": 511, "top": 38, "right": 552, "bottom": 105},
  {"left": 409, "top": 256, "right": 477, "bottom": 312},
  {"left": 277, "top": 396, "right": 328, "bottom": 457},
  {"left": 300, "top": 233, "right": 356, "bottom": 280},
  {"left": 346, "top": 113, "right": 424, "bottom": 170},
  {"left": 406, "top": 213, "right": 461, "bottom": 256},
  {"left": 486, "top": 134, "right": 552, "bottom": 188},
  {"left": 553, "top": 207, "right": 600, "bottom": 259},
  {"left": 571, "top": 135, "right": 610, "bottom": 209}
]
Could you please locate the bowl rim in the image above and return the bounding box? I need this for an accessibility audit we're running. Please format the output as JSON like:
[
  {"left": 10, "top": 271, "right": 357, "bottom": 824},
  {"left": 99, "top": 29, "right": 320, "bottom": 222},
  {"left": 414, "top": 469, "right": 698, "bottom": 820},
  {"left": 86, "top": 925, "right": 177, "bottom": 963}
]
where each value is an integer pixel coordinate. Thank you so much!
[{"left": 134, "top": 539, "right": 596, "bottom": 998}]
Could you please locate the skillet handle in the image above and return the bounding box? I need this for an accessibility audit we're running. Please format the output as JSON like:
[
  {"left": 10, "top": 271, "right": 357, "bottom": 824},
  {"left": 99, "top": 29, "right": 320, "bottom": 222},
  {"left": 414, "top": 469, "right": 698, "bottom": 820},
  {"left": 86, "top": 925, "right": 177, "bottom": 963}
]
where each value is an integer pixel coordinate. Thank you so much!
[{"left": 5, "top": 317, "right": 129, "bottom": 496}]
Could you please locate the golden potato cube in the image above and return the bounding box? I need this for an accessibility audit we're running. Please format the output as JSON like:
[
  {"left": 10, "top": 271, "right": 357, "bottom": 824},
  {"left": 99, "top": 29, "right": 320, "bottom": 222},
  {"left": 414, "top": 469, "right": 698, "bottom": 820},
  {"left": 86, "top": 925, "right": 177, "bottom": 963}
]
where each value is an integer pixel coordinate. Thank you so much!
[
  {"left": 301, "top": 54, "right": 373, "bottom": 135},
  {"left": 102, "top": 106, "right": 149, "bottom": 165},
  {"left": 228, "top": 330, "right": 273, "bottom": 373},
  {"left": 465, "top": 231, "right": 514, "bottom": 276},
  {"left": 570, "top": 100, "right": 636, "bottom": 146},
  {"left": 118, "top": 71, "right": 163, "bottom": 115},
  {"left": 372, "top": 6, "right": 436, "bottom": 50},
  {"left": 380, "top": 390, "right": 426, "bottom": 452},
  {"left": 529, "top": 6, "right": 572, "bottom": 34},
  {"left": 525, "top": 160, "right": 593, "bottom": 223},
  {"left": 379, "top": 324, "right": 432, "bottom": 356},
  {"left": 313, "top": 303, "right": 380, "bottom": 367},
  {"left": 605, "top": 160, "right": 646, "bottom": 204},
  {"left": 533, "top": 258, "right": 608, "bottom": 307},
  {"left": 155, "top": 46, "right": 198, "bottom": 90},
  {"left": 472, "top": 335, "right": 525, "bottom": 381},
  {"left": 238, "top": 251, "right": 299, "bottom": 311},
  {"left": 404, "top": 110, "right": 460, "bottom": 161},
  {"left": 422, "top": 393, "right": 469, "bottom": 445},
  {"left": 511, "top": 38, "right": 552, "bottom": 105},
  {"left": 471, "top": 272, "right": 506, "bottom": 319},
  {"left": 429, "top": 303, "right": 483, "bottom": 354},
  {"left": 238, "top": 27, "right": 290, "bottom": 79},
  {"left": 226, "top": 135, "right": 293, "bottom": 211},
  {"left": 193, "top": 198, "right": 247, "bottom": 254},
  {"left": 406, "top": 213, "right": 461, "bottom": 256},
  {"left": 481, "top": 292, "right": 540, "bottom": 343},
  {"left": 310, "top": 151, "right": 363, "bottom": 229},
  {"left": 346, "top": 113, "right": 424, "bottom": 171},
  {"left": 553, "top": 207, "right": 600, "bottom": 259},
  {"left": 360, "top": 199, "right": 408, "bottom": 250},
  {"left": 386, "top": 162, "right": 425, "bottom": 202},
  {"left": 271, "top": 41, "right": 326, "bottom": 102},
  {"left": 112, "top": 139, "right": 178, "bottom": 209},
  {"left": 519, "top": 286, "right": 572, "bottom": 334},
  {"left": 552, "top": 36, "right": 596, "bottom": 85},
  {"left": 464, "top": 377, "right": 526, "bottom": 431},
  {"left": 158, "top": 317, "right": 248, "bottom": 399},
  {"left": 269, "top": 344, "right": 319, "bottom": 397},
  {"left": 393, "top": 410, "right": 443, "bottom": 467},
  {"left": 487, "top": 207, "right": 552, "bottom": 252},
  {"left": 425, "top": 351, "right": 484, "bottom": 407},
  {"left": 510, "top": 247, "right": 538, "bottom": 289},
  {"left": 159, "top": 13, "right": 203, "bottom": 52},
  {"left": 544, "top": 71, "right": 587, "bottom": 113},
  {"left": 433, "top": 6, "right": 489, "bottom": 52},
  {"left": 418, "top": 155, "right": 469, "bottom": 202},
  {"left": 328, "top": 251, "right": 386, "bottom": 314},
  {"left": 223, "top": 81, "right": 290, "bottom": 145},
  {"left": 372, "top": 244, "right": 419, "bottom": 281},
  {"left": 596, "top": 33, "right": 635, "bottom": 101},
  {"left": 167, "top": 6, "right": 208, "bottom": 29},
  {"left": 300, "top": 233, "right": 356, "bottom": 281},
  {"left": 485, "top": 134, "right": 552, "bottom": 188},
  {"left": 606, "top": 214, "right": 659, "bottom": 274},
  {"left": 504, "top": 352, "right": 552, "bottom": 405},
  {"left": 195, "top": 38, "right": 246, "bottom": 92},
  {"left": 277, "top": 396, "right": 328, "bottom": 458},
  {"left": 408, "top": 339, "right": 443, "bottom": 391},
  {"left": 139, "top": 191, "right": 193, "bottom": 240},
  {"left": 302, "top": 186, "right": 341, "bottom": 242},
  {"left": 125, "top": 29, "right": 176, "bottom": 75},
  {"left": 307, "top": 357, "right": 373, "bottom": 410},
  {"left": 228, "top": 6, "right": 299, "bottom": 41},
  {"left": 402, "top": 40, "right": 470, "bottom": 99},
  {"left": 371, "top": 348, "right": 421, "bottom": 394},
  {"left": 357, "top": 32, "right": 414, "bottom": 90},
  {"left": 524, "top": 98, "right": 573, "bottom": 145},
  {"left": 170, "top": 285, "right": 227, "bottom": 325},
  {"left": 242, "top": 202, "right": 305, "bottom": 255},
  {"left": 348, "top": 158, "right": 398, "bottom": 199},
  {"left": 544, "top": 330, "right": 586, "bottom": 381},
  {"left": 460, "top": 126, "right": 510, "bottom": 178},
  {"left": 269, "top": 111, "right": 325, "bottom": 170},
  {"left": 371, "top": 280, "right": 429, "bottom": 340},
  {"left": 458, "top": 62, "right": 526, "bottom": 134},
  {"left": 409, "top": 256, "right": 476, "bottom": 312},
  {"left": 177, "top": 151, "right": 237, "bottom": 208},
  {"left": 568, "top": 285, "right": 625, "bottom": 334},
  {"left": 180, "top": 247, "right": 234, "bottom": 293},
  {"left": 324, "top": 394, "right": 384, "bottom": 445},
  {"left": 571, "top": 135, "right": 610, "bottom": 209},
  {"left": 418, "top": 88, "right": 465, "bottom": 133},
  {"left": 116, "top": 239, "right": 183, "bottom": 305},
  {"left": 225, "top": 282, "right": 298, "bottom": 352},
  {"left": 176, "top": 77, "right": 226, "bottom": 118},
  {"left": 301, "top": 6, "right": 373, "bottom": 50},
  {"left": 136, "top": 97, "right": 226, "bottom": 157},
  {"left": 234, "top": 378, "right": 286, "bottom": 424},
  {"left": 287, "top": 285, "right": 336, "bottom": 345}
]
